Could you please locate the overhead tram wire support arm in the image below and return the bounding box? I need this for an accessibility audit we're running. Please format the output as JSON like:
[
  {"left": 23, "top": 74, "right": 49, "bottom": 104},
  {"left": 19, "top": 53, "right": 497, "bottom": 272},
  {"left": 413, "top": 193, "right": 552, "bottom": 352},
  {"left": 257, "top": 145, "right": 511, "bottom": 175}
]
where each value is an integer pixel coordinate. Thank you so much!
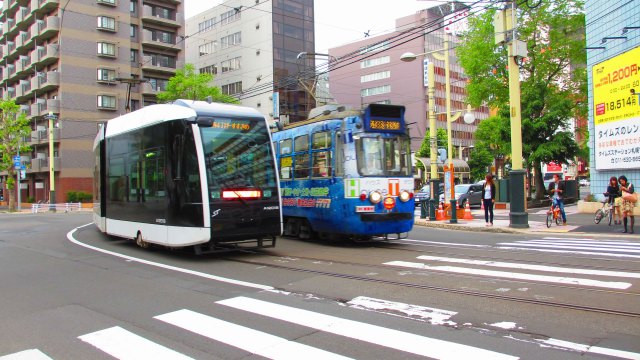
[{"left": 115, "top": 77, "right": 147, "bottom": 113}]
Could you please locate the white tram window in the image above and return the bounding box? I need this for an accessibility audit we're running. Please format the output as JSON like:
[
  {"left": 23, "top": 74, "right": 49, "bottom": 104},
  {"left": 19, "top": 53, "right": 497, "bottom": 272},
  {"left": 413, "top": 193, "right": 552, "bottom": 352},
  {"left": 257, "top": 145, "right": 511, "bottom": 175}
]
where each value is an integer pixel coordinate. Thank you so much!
[
  {"left": 312, "top": 131, "right": 331, "bottom": 149},
  {"left": 357, "top": 137, "right": 384, "bottom": 176},
  {"left": 280, "top": 139, "right": 292, "bottom": 155},
  {"left": 294, "top": 135, "right": 308, "bottom": 152},
  {"left": 312, "top": 151, "right": 331, "bottom": 178}
]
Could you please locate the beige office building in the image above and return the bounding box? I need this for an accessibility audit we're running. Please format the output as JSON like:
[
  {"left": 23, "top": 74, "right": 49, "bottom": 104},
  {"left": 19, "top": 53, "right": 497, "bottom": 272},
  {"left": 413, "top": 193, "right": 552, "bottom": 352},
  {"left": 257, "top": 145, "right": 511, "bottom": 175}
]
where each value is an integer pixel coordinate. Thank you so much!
[{"left": 0, "top": 0, "right": 184, "bottom": 203}]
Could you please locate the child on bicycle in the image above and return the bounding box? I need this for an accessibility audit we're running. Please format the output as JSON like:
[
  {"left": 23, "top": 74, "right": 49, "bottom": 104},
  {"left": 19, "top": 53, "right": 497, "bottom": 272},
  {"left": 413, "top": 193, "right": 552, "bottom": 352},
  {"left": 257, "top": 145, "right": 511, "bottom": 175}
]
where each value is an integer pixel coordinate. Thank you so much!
[
  {"left": 604, "top": 176, "right": 622, "bottom": 225},
  {"left": 547, "top": 173, "right": 567, "bottom": 225}
]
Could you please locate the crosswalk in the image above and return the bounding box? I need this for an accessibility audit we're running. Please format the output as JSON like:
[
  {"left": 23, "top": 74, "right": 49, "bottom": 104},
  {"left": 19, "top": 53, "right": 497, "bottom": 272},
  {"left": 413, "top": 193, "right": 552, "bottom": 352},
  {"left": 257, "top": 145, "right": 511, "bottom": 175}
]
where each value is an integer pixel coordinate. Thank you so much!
[
  {"left": 498, "top": 237, "right": 640, "bottom": 259},
  {"left": 2, "top": 290, "right": 639, "bottom": 360}
]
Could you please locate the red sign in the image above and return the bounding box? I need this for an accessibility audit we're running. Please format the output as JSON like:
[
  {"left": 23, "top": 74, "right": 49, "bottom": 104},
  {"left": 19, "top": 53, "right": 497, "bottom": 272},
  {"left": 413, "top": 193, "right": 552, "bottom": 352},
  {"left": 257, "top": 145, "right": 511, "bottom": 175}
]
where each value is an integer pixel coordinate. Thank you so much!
[{"left": 546, "top": 162, "right": 562, "bottom": 172}]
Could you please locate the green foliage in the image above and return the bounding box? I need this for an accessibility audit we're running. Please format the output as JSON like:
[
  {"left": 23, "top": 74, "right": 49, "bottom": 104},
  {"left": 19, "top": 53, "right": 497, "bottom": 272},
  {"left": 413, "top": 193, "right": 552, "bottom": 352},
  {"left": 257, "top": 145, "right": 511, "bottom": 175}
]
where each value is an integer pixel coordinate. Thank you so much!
[
  {"left": 157, "top": 64, "right": 240, "bottom": 104},
  {"left": 456, "top": 0, "right": 585, "bottom": 199},
  {"left": 0, "top": 99, "right": 32, "bottom": 212},
  {"left": 415, "top": 129, "right": 448, "bottom": 170},
  {"left": 66, "top": 191, "right": 93, "bottom": 203},
  {"left": 467, "top": 143, "right": 494, "bottom": 181}
]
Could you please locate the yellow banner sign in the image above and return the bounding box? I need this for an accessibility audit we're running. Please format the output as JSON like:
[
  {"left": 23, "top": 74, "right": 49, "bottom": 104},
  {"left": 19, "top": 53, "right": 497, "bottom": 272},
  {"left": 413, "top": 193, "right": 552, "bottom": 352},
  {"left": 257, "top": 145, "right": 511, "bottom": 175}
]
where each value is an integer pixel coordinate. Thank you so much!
[{"left": 592, "top": 47, "right": 640, "bottom": 170}]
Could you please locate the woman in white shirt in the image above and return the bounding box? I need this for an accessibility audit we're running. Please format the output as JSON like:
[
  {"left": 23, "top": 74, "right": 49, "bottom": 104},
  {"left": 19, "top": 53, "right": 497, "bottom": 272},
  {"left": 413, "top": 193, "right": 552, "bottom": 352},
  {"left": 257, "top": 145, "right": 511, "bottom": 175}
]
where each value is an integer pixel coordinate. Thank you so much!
[{"left": 482, "top": 174, "right": 496, "bottom": 226}]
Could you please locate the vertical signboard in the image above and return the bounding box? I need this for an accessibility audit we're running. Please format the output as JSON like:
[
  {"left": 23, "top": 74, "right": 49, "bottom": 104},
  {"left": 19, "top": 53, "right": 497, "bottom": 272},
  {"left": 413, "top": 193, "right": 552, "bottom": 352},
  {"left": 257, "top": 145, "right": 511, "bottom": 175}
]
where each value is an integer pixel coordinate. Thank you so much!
[
  {"left": 272, "top": 91, "right": 280, "bottom": 119},
  {"left": 592, "top": 47, "right": 640, "bottom": 170},
  {"left": 423, "top": 59, "right": 430, "bottom": 87}
]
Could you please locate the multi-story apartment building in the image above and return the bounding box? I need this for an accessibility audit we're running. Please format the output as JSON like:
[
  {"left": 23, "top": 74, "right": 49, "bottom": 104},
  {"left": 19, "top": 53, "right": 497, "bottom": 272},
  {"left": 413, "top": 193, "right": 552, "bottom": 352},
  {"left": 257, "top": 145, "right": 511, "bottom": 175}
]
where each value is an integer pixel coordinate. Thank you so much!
[
  {"left": 185, "top": 0, "right": 315, "bottom": 124},
  {"left": 327, "top": 4, "right": 489, "bottom": 158},
  {"left": 0, "top": 0, "right": 184, "bottom": 203}
]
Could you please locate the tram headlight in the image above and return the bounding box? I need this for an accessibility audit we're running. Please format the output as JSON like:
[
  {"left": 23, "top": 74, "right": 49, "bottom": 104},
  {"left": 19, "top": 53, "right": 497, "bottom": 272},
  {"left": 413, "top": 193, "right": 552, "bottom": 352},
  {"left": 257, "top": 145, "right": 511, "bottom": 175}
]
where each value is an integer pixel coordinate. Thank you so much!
[
  {"left": 369, "top": 191, "right": 382, "bottom": 204},
  {"left": 399, "top": 190, "right": 412, "bottom": 202}
]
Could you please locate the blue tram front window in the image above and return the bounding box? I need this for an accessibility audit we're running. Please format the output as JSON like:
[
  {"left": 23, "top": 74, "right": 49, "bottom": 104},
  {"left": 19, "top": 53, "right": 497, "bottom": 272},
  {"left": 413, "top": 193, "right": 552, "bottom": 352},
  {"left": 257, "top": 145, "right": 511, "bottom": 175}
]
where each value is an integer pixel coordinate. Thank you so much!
[{"left": 356, "top": 136, "right": 411, "bottom": 177}]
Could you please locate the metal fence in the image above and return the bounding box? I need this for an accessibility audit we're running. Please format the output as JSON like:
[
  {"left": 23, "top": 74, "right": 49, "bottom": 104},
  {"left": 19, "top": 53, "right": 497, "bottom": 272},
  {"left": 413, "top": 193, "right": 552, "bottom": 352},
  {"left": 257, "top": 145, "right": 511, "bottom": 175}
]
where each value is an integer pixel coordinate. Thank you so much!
[{"left": 31, "top": 202, "right": 83, "bottom": 213}]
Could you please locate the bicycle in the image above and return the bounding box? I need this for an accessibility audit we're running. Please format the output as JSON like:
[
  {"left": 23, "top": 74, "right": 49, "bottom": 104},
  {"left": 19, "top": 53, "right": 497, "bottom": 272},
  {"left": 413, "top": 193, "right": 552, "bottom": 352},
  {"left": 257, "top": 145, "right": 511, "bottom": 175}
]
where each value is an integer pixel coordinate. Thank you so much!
[
  {"left": 594, "top": 199, "right": 613, "bottom": 225},
  {"left": 546, "top": 197, "right": 562, "bottom": 228}
]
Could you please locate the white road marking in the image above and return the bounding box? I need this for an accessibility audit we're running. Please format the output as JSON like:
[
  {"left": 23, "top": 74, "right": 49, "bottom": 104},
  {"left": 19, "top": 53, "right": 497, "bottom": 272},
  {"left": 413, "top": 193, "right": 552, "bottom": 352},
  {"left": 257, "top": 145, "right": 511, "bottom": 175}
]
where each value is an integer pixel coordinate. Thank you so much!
[
  {"left": 79, "top": 326, "right": 193, "bottom": 360},
  {"left": 155, "top": 309, "right": 353, "bottom": 360},
  {"left": 497, "top": 246, "right": 640, "bottom": 259},
  {"left": 498, "top": 242, "right": 640, "bottom": 254},
  {"left": 384, "top": 261, "right": 631, "bottom": 289},
  {"left": 416, "top": 255, "right": 640, "bottom": 278},
  {"left": 393, "top": 238, "right": 490, "bottom": 247},
  {"left": 537, "top": 338, "right": 640, "bottom": 360},
  {"left": 0, "top": 350, "right": 52, "bottom": 360},
  {"left": 346, "top": 296, "right": 457, "bottom": 325},
  {"left": 67, "top": 224, "right": 273, "bottom": 290},
  {"left": 217, "top": 296, "right": 519, "bottom": 360}
]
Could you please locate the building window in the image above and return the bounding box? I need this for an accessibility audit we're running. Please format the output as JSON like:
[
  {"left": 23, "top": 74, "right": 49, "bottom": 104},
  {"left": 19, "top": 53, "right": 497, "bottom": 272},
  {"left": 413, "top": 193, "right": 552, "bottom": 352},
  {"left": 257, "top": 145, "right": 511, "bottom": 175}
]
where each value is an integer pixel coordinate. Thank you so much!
[
  {"left": 130, "top": 24, "right": 138, "bottom": 38},
  {"left": 146, "top": 53, "right": 176, "bottom": 68},
  {"left": 361, "top": 56, "right": 390, "bottom": 69},
  {"left": 146, "top": 77, "right": 168, "bottom": 91},
  {"left": 220, "top": 57, "right": 241, "bottom": 73},
  {"left": 97, "top": 42, "right": 116, "bottom": 57},
  {"left": 361, "top": 85, "right": 390, "bottom": 97},
  {"left": 130, "top": 49, "right": 138, "bottom": 63},
  {"left": 222, "top": 81, "right": 242, "bottom": 95},
  {"left": 97, "top": 16, "right": 116, "bottom": 31},
  {"left": 198, "top": 41, "right": 217, "bottom": 56},
  {"left": 220, "top": 9, "right": 240, "bottom": 25},
  {"left": 97, "top": 68, "right": 116, "bottom": 82},
  {"left": 198, "top": 17, "right": 215, "bottom": 32},
  {"left": 220, "top": 32, "right": 241, "bottom": 49},
  {"left": 199, "top": 64, "right": 217, "bottom": 75},
  {"left": 97, "top": 95, "right": 117, "bottom": 109},
  {"left": 97, "top": 0, "right": 116, "bottom": 6},
  {"left": 151, "top": 6, "right": 174, "bottom": 20},
  {"left": 130, "top": 0, "right": 137, "bottom": 13},
  {"left": 359, "top": 41, "right": 389, "bottom": 54},
  {"left": 361, "top": 71, "right": 390, "bottom": 83}
]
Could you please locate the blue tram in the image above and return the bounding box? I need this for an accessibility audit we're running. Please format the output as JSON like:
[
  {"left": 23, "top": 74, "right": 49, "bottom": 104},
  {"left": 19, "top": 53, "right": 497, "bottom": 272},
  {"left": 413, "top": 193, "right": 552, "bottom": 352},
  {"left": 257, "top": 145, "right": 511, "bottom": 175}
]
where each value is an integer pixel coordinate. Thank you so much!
[{"left": 271, "top": 104, "right": 414, "bottom": 241}]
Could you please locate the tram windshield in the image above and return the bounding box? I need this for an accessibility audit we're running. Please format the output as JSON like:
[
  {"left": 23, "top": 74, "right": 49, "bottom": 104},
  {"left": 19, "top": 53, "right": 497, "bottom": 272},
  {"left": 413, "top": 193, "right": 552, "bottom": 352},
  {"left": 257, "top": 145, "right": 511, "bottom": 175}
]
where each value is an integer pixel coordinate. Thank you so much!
[
  {"left": 200, "top": 118, "right": 278, "bottom": 201},
  {"left": 356, "top": 135, "right": 411, "bottom": 176}
]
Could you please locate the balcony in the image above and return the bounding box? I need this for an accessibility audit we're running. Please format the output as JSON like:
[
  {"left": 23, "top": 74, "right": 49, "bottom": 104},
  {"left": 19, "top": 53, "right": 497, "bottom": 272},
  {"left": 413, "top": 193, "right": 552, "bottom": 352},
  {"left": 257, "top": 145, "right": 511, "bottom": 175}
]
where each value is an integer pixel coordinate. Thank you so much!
[
  {"left": 16, "top": 6, "right": 33, "bottom": 26},
  {"left": 30, "top": 127, "right": 60, "bottom": 144},
  {"left": 15, "top": 56, "right": 31, "bottom": 76},
  {"left": 30, "top": 70, "right": 59, "bottom": 94},
  {"left": 141, "top": 29, "right": 179, "bottom": 51},
  {"left": 4, "top": 87, "right": 16, "bottom": 101},
  {"left": 15, "top": 81, "right": 32, "bottom": 102},
  {"left": 30, "top": 100, "right": 45, "bottom": 117},
  {"left": 32, "top": 0, "right": 59, "bottom": 16},
  {"left": 33, "top": 15, "right": 60, "bottom": 40},
  {"left": 28, "top": 157, "right": 61, "bottom": 173},
  {"left": 30, "top": 43, "right": 59, "bottom": 68},
  {"left": 141, "top": 5, "right": 180, "bottom": 28},
  {"left": 140, "top": 55, "right": 181, "bottom": 75},
  {"left": 3, "top": 19, "right": 16, "bottom": 38},
  {"left": 140, "top": 81, "right": 166, "bottom": 95},
  {"left": 42, "top": 98, "right": 60, "bottom": 114}
]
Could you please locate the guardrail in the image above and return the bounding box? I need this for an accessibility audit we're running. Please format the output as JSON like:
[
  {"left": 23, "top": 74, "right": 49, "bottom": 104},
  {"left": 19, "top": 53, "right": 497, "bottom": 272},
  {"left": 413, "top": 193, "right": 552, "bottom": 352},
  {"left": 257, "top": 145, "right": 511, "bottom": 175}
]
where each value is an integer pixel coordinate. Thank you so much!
[{"left": 31, "top": 202, "right": 82, "bottom": 213}]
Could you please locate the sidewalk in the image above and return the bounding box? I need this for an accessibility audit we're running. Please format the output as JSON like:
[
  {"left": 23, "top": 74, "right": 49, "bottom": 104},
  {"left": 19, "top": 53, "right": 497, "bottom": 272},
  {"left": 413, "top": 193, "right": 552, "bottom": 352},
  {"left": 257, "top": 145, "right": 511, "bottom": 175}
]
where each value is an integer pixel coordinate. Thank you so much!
[{"left": 414, "top": 205, "right": 639, "bottom": 237}]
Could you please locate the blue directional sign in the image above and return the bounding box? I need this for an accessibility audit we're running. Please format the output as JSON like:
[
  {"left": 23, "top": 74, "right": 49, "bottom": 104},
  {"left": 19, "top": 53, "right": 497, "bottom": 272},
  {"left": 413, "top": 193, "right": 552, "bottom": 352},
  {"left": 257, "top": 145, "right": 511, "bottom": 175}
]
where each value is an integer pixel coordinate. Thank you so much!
[{"left": 13, "top": 156, "right": 21, "bottom": 169}]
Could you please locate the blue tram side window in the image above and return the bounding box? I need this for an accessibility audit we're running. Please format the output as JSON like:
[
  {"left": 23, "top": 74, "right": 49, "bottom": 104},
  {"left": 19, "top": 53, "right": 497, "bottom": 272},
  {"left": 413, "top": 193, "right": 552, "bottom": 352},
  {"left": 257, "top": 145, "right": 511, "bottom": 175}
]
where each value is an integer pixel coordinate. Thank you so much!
[
  {"left": 279, "top": 139, "right": 292, "bottom": 180},
  {"left": 312, "top": 131, "right": 332, "bottom": 178},
  {"left": 294, "top": 135, "right": 310, "bottom": 179}
]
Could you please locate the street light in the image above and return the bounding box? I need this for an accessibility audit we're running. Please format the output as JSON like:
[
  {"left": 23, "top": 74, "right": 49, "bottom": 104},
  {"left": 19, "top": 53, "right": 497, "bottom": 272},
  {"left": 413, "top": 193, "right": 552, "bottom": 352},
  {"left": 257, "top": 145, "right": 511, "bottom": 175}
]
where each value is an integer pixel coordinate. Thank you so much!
[{"left": 401, "top": 34, "right": 475, "bottom": 223}]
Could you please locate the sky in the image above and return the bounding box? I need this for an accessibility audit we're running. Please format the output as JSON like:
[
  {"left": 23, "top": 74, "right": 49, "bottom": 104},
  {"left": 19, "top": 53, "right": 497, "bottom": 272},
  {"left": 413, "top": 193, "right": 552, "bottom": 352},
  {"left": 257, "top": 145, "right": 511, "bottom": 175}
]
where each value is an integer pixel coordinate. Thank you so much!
[{"left": 184, "top": 1, "right": 438, "bottom": 53}]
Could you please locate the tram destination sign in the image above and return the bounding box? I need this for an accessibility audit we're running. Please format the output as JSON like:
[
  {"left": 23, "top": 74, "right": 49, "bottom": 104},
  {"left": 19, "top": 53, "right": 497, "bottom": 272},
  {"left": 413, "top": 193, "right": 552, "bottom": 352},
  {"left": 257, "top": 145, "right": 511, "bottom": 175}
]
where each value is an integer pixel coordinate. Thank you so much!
[
  {"left": 209, "top": 118, "right": 252, "bottom": 132},
  {"left": 364, "top": 118, "right": 405, "bottom": 133}
]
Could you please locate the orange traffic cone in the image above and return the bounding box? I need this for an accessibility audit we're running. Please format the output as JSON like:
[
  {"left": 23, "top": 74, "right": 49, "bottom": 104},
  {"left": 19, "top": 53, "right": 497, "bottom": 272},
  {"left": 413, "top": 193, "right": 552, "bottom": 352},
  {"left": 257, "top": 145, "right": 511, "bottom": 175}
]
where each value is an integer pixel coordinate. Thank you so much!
[
  {"left": 436, "top": 202, "right": 445, "bottom": 221},
  {"left": 463, "top": 202, "right": 474, "bottom": 220}
]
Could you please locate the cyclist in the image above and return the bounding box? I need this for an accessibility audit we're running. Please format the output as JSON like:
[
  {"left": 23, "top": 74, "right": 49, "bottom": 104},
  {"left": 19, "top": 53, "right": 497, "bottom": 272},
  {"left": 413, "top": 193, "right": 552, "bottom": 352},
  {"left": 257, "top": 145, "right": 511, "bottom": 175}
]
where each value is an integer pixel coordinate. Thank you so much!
[
  {"left": 604, "top": 176, "right": 622, "bottom": 225},
  {"left": 547, "top": 173, "right": 567, "bottom": 225}
]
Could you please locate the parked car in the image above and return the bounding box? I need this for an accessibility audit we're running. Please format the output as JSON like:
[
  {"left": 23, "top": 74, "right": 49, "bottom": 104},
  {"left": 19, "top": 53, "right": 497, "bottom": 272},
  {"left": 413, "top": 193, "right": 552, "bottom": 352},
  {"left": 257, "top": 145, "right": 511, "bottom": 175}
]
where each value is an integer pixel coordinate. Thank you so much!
[
  {"left": 414, "top": 183, "right": 444, "bottom": 207},
  {"left": 439, "top": 183, "right": 484, "bottom": 208}
]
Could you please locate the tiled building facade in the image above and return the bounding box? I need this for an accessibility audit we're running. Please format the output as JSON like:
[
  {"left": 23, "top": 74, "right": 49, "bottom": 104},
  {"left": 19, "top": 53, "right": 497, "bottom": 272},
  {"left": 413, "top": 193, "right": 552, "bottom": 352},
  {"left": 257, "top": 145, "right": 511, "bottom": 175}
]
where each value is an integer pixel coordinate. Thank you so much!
[
  {"left": 185, "top": 0, "right": 315, "bottom": 124},
  {"left": 0, "top": 0, "right": 185, "bottom": 203},
  {"left": 585, "top": 0, "right": 640, "bottom": 194}
]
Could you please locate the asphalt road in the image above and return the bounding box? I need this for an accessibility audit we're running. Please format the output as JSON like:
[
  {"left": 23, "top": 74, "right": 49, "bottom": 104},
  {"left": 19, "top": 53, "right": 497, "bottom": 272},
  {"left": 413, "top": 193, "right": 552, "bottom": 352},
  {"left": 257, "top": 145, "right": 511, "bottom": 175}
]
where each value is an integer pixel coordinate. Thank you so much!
[{"left": 1, "top": 211, "right": 639, "bottom": 359}]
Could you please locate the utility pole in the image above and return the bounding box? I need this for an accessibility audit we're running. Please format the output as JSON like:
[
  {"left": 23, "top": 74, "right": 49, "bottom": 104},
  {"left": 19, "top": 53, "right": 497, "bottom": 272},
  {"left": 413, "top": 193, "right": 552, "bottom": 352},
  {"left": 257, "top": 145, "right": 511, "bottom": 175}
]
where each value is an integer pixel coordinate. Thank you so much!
[
  {"left": 115, "top": 77, "right": 146, "bottom": 113},
  {"left": 494, "top": 2, "right": 529, "bottom": 228},
  {"left": 45, "top": 112, "right": 58, "bottom": 212}
]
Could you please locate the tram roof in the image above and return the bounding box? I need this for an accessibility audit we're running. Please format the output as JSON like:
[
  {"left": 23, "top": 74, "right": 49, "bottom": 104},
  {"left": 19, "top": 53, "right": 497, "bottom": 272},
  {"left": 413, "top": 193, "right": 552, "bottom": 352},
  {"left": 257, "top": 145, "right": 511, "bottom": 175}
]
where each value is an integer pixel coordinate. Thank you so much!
[
  {"left": 104, "top": 103, "right": 197, "bottom": 138},
  {"left": 173, "top": 99, "right": 264, "bottom": 118}
]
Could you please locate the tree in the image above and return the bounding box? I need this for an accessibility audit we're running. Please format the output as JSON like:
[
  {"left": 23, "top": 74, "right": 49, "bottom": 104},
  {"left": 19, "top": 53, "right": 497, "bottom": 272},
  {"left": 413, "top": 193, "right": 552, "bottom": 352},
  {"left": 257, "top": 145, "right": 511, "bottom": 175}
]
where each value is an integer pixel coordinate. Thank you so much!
[
  {"left": 156, "top": 64, "right": 240, "bottom": 104},
  {"left": 415, "top": 128, "right": 448, "bottom": 171},
  {"left": 0, "top": 99, "right": 32, "bottom": 212},
  {"left": 457, "top": 0, "right": 586, "bottom": 199}
]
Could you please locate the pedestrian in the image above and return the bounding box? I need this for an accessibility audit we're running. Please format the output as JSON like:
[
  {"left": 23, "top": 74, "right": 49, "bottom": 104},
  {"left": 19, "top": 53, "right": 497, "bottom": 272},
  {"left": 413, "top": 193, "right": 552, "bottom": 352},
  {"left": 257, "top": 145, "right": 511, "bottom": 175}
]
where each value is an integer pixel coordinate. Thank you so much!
[
  {"left": 618, "top": 175, "right": 636, "bottom": 234},
  {"left": 547, "top": 173, "right": 567, "bottom": 225},
  {"left": 482, "top": 174, "right": 496, "bottom": 226},
  {"left": 604, "top": 176, "right": 622, "bottom": 225}
]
